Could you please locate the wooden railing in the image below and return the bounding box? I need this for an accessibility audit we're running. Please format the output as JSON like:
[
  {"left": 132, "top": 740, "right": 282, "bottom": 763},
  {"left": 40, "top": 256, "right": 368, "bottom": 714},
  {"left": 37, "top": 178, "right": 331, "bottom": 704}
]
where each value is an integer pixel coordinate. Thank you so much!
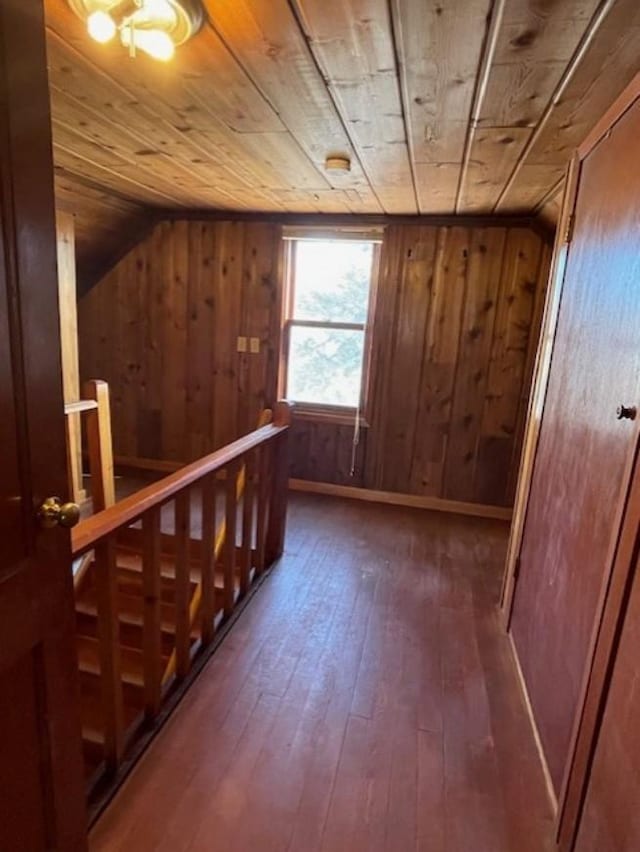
[
  {"left": 71, "top": 401, "right": 292, "bottom": 776},
  {"left": 161, "top": 407, "right": 272, "bottom": 682}
]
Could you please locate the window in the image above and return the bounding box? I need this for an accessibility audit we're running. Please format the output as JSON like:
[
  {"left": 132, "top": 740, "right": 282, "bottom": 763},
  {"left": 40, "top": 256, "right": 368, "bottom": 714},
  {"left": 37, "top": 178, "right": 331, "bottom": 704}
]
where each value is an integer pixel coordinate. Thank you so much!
[{"left": 281, "top": 234, "right": 379, "bottom": 414}]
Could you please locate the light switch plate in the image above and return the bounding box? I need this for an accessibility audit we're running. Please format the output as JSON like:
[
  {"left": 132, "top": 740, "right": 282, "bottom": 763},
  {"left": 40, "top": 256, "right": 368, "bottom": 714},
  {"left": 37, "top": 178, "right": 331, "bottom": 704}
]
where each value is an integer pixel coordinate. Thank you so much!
[
  {"left": 237, "top": 336, "right": 247, "bottom": 353},
  {"left": 249, "top": 337, "right": 260, "bottom": 354}
]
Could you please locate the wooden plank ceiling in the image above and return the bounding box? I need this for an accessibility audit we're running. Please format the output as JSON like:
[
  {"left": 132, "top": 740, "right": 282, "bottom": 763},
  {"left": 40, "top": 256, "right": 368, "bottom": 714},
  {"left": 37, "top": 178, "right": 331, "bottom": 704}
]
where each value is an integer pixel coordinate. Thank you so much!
[{"left": 46, "top": 0, "right": 640, "bottom": 270}]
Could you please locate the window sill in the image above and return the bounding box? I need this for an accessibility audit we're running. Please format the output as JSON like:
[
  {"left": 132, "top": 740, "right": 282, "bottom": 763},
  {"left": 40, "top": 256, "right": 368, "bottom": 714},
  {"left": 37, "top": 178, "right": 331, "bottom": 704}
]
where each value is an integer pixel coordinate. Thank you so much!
[{"left": 291, "top": 406, "right": 370, "bottom": 428}]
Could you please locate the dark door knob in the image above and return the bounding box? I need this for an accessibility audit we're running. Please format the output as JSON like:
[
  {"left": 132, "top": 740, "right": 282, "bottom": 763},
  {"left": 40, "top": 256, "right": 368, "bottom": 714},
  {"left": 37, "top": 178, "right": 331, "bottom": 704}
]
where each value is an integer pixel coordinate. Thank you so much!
[{"left": 616, "top": 405, "right": 637, "bottom": 421}]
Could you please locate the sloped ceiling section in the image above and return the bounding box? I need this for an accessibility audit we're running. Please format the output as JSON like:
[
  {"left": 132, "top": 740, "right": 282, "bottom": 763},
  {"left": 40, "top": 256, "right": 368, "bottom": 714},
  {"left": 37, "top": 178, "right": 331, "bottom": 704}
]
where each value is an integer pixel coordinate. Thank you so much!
[
  {"left": 54, "top": 172, "right": 153, "bottom": 293},
  {"left": 45, "top": 0, "right": 640, "bottom": 276}
]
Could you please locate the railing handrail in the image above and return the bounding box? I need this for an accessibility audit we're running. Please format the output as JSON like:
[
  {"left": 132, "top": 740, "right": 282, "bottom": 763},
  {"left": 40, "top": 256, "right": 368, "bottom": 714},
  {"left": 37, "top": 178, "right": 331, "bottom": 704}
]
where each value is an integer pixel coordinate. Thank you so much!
[{"left": 72, "top": 405, "right": 292, "bottom": 556}]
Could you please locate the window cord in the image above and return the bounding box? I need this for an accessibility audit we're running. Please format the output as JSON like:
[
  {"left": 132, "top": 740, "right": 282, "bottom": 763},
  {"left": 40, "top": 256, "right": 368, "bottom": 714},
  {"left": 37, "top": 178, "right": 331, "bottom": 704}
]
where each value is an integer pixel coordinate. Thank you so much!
[{"left": 350, "top": 406, "right": 360, "bottom": 478}]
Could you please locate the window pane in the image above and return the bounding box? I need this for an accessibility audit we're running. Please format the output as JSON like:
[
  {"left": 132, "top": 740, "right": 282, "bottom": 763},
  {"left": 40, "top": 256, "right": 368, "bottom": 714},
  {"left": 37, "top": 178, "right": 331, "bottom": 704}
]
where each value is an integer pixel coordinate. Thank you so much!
[
  {"left": 287, "top": 326, "right": 365, "bottom": 407},
  {"left": 292, "top": 240, "right": 374, "bottom": 323}
]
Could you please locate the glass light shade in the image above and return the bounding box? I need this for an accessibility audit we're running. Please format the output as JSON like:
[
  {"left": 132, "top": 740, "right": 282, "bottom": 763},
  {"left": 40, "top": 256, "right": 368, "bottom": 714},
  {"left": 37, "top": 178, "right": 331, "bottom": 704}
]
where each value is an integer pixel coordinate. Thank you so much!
[
  {"left": 69, "top": 0, "right": 201, "bottom": 61},
  {"left": 121, "top": 26, "right": 175, "bottom": 61},
  {"left": 87, "top": 10, "right": 116, "bottom": 43},
  {"left": 139, "top": 0, "right": 177, "bottom": 25}
]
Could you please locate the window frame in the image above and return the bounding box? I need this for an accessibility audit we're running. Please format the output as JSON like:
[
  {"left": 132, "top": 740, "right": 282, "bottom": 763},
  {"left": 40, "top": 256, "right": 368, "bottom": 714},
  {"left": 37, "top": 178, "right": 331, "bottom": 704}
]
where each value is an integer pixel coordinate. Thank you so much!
[{"left": 278, "top": 233, "right": 381, "bottom": 424}]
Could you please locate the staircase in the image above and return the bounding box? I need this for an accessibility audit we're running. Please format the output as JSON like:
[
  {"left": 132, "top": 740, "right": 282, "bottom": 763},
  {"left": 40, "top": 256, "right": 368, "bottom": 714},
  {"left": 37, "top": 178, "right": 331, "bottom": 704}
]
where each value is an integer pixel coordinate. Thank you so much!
[
  {"left": 69, "top": 405, "right": 292, "bottom": 800},
  {"left": 74, "top": 536, "right": 242, "bottom": 782}
]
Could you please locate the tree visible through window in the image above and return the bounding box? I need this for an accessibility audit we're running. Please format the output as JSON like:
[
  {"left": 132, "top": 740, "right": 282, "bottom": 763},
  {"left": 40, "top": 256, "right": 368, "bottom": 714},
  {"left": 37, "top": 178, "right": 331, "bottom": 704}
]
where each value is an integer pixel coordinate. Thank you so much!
[{"left": 283, "top": 238, "right": 376, "bottom": 409}]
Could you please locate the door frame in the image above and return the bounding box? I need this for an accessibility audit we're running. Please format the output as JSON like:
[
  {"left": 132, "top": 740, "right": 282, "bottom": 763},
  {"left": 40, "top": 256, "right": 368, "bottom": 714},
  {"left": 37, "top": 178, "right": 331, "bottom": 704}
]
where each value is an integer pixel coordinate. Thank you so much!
[
  {"left": 500, "top": 70, "right": 640, "bottom": 848},
  {"left": 499, "top": 155, "right": 580, "bottom": 623}
]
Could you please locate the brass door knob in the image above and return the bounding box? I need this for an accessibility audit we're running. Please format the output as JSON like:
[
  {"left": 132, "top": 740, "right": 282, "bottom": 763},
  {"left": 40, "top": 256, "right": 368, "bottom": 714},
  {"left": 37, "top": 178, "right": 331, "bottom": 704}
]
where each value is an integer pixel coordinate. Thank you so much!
[
  {"left": 37, "top": 497, "right": 81, "bottom": 529},
  {"left": 616, "top": 405, "right": 637, "bottom": 421}
]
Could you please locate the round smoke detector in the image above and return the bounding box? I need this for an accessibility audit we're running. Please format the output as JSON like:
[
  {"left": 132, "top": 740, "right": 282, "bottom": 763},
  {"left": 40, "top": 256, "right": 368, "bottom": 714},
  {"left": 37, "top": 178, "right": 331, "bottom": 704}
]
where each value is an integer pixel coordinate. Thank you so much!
[{"left": 325, "top": 155, "right": 352, "bottom": 172}]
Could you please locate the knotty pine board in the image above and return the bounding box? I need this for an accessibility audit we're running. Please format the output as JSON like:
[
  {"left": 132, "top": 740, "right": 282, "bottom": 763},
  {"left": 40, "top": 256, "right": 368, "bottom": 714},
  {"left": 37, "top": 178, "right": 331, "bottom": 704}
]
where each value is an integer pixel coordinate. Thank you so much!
[
  {"left": 47, "top": 0, "right": 640, "bottom": 241},
  {"left": 79, "top": 220, "right": 282, "bottom": 463},
  {"left": 78, "top": 220, "right": 549, "bottom": 508},
  {"left": 363, "top": 224, "right": 550, "bottom": 507}
]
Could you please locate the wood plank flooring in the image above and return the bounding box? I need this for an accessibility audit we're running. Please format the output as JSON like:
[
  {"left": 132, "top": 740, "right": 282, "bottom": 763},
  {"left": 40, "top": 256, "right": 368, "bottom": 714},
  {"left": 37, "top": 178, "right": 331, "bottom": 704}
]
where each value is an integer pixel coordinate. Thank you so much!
[{"left": 90, "top": 493, "right": 554, "bottom": 852}]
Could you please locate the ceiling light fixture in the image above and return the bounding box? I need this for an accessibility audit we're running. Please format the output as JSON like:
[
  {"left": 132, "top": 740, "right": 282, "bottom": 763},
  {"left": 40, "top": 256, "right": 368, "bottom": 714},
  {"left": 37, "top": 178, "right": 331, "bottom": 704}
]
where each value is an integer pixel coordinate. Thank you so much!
[{"left": 68, "top": 0, "right": 203, "bottom": 62}]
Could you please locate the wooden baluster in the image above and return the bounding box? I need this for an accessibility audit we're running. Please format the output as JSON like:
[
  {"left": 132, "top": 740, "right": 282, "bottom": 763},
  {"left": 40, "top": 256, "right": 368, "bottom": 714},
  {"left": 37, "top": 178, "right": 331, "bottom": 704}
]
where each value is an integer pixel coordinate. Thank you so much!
[
  {"left": 265, "top": 401, "right": 293, "bottom": 565},
  {"left": 142, "top": 506, "right": 162, "bottom": 721},
  {"left": 223, "top": 459, "right": 240, "bottom": 617},
  {"left": 94, "top": 537, "right": 124, "bottom": 772},
  {"left": 255, "top": 444, "right": 270, "bottom": 575},
  {"left": 174, "top": 491, "right": 191, "bottom": 680},
  {"left": 240, "top": 452, "right": 254, "bottom": 595},
  {"left": 84, "top": 379, "right": 115, "bottom": 512},
  {"left": 200, "top": 474, "right": 217, "bottom": 646}
]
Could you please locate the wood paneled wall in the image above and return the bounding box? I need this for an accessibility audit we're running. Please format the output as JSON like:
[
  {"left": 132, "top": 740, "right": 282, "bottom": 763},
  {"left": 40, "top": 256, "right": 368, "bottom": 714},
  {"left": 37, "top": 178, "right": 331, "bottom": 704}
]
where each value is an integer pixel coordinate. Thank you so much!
[
  {"left": 78, "top": 218, "right": 550, "bottom": 508},
  {"left": 291, "top": 226, "right": 551, "bottom": 507},
  {"left": 78, "top": 220, "right": 282, "bottom": 463},
  {"left": 373, "top": 225, "right": 550, "bottom": 506},
  {"left": 289, "top": 419, "right": 367, "bottom": 488}
]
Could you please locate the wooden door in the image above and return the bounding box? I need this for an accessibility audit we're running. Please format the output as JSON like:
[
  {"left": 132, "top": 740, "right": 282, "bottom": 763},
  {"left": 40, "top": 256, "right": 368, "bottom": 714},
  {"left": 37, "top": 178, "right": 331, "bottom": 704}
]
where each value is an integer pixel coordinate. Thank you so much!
[
  {"left": 573, "top": 536, "right": 640, "bottom": 851},
  {"left": 0, "top": 1, "right": 87, "bottom": 849},
  {"left": 509, "top": 95, "right": 640, "bottom": 795}
]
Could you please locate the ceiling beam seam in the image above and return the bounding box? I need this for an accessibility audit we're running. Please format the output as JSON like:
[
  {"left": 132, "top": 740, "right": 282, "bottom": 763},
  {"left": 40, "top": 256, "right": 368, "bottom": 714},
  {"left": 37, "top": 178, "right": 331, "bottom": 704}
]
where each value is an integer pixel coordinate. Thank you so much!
[
  {"left": 200, "top": 17, "right": 341, "bottom": 198},
  {"left": 454, "top": 0, "right": 506, "bottom": 215},
  {"left": 286, "top": 0, "right": 389, "bottom": 214},
  {"left": 54, "top": 167, "right": 159, "bottom": 212},
  {"left": 46, "top": 26, "right": 290, "bottom": 210},
  {"left": 51, "top": 88, "right": 260, "bottom": 210},
  {"left": 53, "top": 140, "right": 184, "bottom": 206},
  {"left": 492, "top": 0, "right": 616, "bottom": 212},
  {"left": 386, "top": 0, "right": 421, "bottom": 214}
]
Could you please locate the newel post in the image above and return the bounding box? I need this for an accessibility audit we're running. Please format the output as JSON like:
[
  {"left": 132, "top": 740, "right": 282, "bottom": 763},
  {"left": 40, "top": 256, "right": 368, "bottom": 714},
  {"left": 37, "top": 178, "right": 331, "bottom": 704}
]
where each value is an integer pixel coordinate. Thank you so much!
[
  {"left": 84, "top": 379, "right": 116, "bottom": 512},
  {"left": 265, "top": 400, "right": 293, "bottom": 565}
]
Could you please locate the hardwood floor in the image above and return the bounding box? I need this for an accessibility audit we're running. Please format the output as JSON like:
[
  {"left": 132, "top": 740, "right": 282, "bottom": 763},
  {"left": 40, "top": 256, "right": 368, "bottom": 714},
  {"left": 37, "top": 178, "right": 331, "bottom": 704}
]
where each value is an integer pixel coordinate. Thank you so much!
[{"left": 90, "top": 494, "right": 554, "bottom": 852}]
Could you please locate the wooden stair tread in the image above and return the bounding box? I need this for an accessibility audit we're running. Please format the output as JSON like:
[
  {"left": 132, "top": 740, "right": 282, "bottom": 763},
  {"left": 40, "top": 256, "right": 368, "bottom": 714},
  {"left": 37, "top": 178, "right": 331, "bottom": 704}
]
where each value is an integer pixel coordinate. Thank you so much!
[
  {"left": 76, "top": 588, "right": 179, "bottom": 634},
  {"left": 114, "top": 559, "right": 237, "bottom": 592},
  {"left": 73, "top": 514, "right": 258, "bottom": 793},
  {"left": 79, "top": 563, "right": 198, "bottom": 604},
  {"left": 116, "top": 547, "right": 204, "bottom": 583},
  {"left": 115, "top": 545, "right": 243, "bottom": 585},
  {"left": 78, "top": 679, "right": 142, "bottom": 747},
  {"left": 75, "top": 609, "right": 178, "bottom": 660},
  {"left": 76, "top": 634, "right": 165, "bottom": 685}
]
